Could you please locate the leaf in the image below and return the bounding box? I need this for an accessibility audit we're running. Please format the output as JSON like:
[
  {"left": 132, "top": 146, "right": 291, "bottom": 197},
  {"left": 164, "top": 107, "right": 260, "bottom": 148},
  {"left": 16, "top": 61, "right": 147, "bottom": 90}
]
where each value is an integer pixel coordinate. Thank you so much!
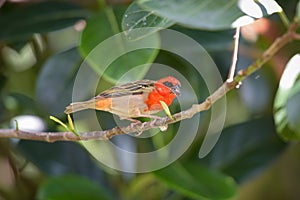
[
  {"left": 0, "top": 1, "right": 89, "bottom": 42},
  {"left": 238, "top": 0, "right": 282, "bottom": 18},
  {"left": 68, "top": 114, "right": 75, "bottom": 132},
  {"left": 286, "top": 88, "right": 300, "bottom": 135},
  {"left": 80, "top": 8, "right": 160, "bottom": 83},
  {"left": 122, "top": 1, "right": 174, "bottom": 40},
  {"left": 239, "top": 66, "right": 273, "bottom": 114},
  {"left": 172, "top": 26, "right": 235, "bottom": 51},
  {"left": 154, "top": 162, "right": 237, "bottom": 199},
  {"left": 274, "top": 54, "right": 300, "bottom": 141},
  {"left": 297, "top": 0, "right": 300, "bottom": 21},
  {"left": 36, "top": 48, "right": 81, "bottom": 116},
  {"left": 203, "top": 117, "right": 286, "bottom": 182},
  {"left": 160, "top": 100, "right": 174, "bottom": 120},
  {"left": 17, "top": 140, "right": 106, "bottom": 181},
  {"left": 137, "top": 0, "right": 281, "bottom": 30},
  {"left": 49, "top": 116, "right": 70, "bottom": 131},
  {"left": 36, "top": 175, "right": 112, "bottom": 200},
  {"left": 125, "top": 174, "right": 167, "bottom": 200},
  {"left": 286, "top": 85, "right": 300, "bottom": 135}
]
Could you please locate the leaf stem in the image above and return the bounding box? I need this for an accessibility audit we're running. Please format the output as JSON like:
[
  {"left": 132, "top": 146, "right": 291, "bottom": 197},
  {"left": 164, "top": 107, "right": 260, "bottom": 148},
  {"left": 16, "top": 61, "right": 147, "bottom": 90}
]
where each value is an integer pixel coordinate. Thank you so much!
[{"left": 278, "top": 11, "right": 290, "bottom": 28}]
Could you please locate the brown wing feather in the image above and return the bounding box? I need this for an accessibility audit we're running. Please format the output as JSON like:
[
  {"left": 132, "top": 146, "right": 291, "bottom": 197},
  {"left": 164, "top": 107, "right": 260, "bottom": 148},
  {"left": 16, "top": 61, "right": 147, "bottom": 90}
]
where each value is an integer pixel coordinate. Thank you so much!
[{"left": 95, "top": 79, "right": 156, "bottom": 99}]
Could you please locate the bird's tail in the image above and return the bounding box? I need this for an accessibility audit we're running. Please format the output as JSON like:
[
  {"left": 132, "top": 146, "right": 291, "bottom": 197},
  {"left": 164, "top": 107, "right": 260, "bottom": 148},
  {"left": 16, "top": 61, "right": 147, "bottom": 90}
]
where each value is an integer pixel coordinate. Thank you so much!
[{"left": 64, "top": 100, "right": 96, "bottom": 114}]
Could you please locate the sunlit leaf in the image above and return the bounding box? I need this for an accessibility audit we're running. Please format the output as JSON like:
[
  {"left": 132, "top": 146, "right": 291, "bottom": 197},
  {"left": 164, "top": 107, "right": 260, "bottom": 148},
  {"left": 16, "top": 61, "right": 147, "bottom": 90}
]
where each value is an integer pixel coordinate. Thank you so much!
[
  {"left": 274, "top": 54, "right": 300, "bottom": 141},
  {"left": 238, "top": 0, "right": 282, "bottom": 18}
]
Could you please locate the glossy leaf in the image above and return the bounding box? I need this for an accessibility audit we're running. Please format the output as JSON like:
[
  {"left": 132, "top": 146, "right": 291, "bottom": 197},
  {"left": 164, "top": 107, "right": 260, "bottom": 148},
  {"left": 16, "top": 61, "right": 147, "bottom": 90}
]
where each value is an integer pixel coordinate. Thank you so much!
[
  {"left": 36, "top": 48, "right": 81, "bottom": 116},
  {"left": 172, "top": 26, "right": 235, "bottom": 51},
  {"left": 137, "top": 0, "right": 281, "bottom": 30},
  {"left": 80, "top": 8, "right": 160, "bottom": 83},
  {"left": 154, "top": 162, "right": 237, "bottom": 199},
  {"left": 238, "top": 0, "right": 282, "bottom": 18},
  {"left": 203, "top": 117, "right": 285, "bottom": 182},
  {"left": 274, "top": 54, "right": 300, "bottom": 141},
  {"left": 286, "top": 90, "right": 300, "bottom": 135},
  {"left": 0, "top": 1, "right": 89, "bottom": 42},
  {"left": 122, "top": 1, "right": 174, "bottom": 40},
  {"left": 36, "top": 175, "right": 112, "bottom": 200}
]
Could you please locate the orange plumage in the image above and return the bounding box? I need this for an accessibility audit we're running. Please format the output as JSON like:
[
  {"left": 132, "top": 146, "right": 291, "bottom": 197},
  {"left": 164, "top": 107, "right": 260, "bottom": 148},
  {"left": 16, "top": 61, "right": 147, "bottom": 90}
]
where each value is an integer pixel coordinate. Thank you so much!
[{"left": 64, "top": 76, "right": 181, "bottom": 120}]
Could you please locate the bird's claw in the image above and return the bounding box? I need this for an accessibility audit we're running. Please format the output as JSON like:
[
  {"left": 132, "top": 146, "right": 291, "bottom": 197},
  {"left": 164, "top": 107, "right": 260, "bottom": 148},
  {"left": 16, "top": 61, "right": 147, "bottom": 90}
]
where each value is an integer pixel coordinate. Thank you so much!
[
  {"left": 131, "top": 117, "right": 169, "bottom": 136},
  {"left": 149, "top": 117, "right": 168, "bottom": 132},
  {"left": 159, "top": 124, "right": 168, "bottom": 131},
  {"left": 129, "top": 120, "right": 144, "bottom": 136}
]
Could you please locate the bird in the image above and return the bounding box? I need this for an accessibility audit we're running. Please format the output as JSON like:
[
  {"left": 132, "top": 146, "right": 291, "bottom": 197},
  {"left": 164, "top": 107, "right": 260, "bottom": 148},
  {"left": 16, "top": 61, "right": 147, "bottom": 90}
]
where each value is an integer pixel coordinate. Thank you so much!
[{"left": 64, "top": 76, "right": 181, "bottom": 121}]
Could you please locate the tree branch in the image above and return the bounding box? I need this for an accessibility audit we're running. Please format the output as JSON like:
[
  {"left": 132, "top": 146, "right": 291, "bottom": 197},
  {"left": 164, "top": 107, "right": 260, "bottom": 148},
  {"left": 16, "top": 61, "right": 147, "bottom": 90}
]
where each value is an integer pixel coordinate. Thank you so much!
[{"left": 0, "top": 20, "right": 299, "bottom": 143}]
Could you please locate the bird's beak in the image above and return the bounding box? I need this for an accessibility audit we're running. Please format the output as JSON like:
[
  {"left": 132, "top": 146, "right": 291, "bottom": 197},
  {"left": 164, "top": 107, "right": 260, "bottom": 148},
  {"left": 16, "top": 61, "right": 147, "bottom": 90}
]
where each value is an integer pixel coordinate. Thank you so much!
[{"left": 171, "top": 84, "right": 181, "bottom": 96}]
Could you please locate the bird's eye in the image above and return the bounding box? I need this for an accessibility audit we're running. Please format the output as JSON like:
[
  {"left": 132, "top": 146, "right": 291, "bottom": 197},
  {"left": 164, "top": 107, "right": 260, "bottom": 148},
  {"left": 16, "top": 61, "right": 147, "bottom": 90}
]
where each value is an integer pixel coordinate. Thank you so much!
[{"left": 163, "top": 81, "right": 173, "bottom": 88}]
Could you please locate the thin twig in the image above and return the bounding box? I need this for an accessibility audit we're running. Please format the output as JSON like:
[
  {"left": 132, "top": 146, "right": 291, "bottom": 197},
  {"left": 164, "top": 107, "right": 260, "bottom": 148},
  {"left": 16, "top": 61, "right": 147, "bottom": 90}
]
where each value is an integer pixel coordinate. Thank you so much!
[
  {"left": 0, "top": 21, "right": 299, "bottom": 142},
  {"left": 227, "top": 26, "right": 240, "bottom": 82},
  {"left": 293, "top": 33, "right": 300, "bottom": 40}
]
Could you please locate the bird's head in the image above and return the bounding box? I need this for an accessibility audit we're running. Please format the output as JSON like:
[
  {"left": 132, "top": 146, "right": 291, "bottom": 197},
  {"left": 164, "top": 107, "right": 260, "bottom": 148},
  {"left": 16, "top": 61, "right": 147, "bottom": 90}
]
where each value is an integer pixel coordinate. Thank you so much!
[{"left": 157, "top": 76, "right": 181, "bottom": 96}]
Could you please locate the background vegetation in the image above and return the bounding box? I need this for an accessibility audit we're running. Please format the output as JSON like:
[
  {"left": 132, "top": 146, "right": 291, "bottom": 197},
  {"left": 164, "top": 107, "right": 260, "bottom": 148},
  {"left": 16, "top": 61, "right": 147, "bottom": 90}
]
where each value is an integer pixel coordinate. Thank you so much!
[{"left": 1, "top": 0, "right": 300, "bottom": 199}]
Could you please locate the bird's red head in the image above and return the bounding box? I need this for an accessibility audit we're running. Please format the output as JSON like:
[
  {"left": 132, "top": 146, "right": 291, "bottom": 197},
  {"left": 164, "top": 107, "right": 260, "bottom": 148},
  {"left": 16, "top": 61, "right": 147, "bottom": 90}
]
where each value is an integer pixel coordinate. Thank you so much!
[{"left": 157, "top": 76, "right": 181, "bottom": 96}]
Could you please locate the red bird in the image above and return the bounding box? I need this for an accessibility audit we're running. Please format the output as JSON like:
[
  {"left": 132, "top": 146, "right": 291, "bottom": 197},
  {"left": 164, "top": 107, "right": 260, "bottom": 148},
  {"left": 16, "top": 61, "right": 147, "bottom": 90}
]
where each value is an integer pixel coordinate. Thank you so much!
[{"left": 64, "top": 76, "right": 181, "bottom": 120}]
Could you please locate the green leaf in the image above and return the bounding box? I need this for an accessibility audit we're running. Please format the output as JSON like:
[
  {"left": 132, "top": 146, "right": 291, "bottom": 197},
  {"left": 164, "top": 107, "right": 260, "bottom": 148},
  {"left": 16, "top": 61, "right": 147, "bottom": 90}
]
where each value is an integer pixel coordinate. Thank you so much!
[
  {"left": 125, "top": 174, "right": 167, "bottom": 200},
  {"left": 0, "top": 1, "right": 89, "bottom": 42},
  {"left": 80, "top": 8, "right": 160, "bottom": 83},
  {"left": 297, "top": 0, "right": 300, "bottom": 21},
  {"left": 17, "top": 141, "right": 105, "bottom": 179},
  {"left": 203, "top": 117, "right": 285, "bottom": 182},
  {"left": 122, "top": 2, "right": 174, "bottom": 40},
  {"left": 172, "top": 26, "right": 235, "bottom": 51},
  {"left": 286, "top": 89, "right": 300, "bottom": 136},
  {"left": 274, "top": 54, "right": 300, "bottom": 141},
  {"left": 49, "top": 116, "right": 70, "bottom": 131},
  {"left": 36, "top": 48, "right": 81, "bottom": 116},
  {"left": 160, "top": 100, "right": 174, "bottom": 120},
  {"left": 36, "top": 175, "right": 112, "bottom": 200},
  {"left": 154, "top": 162, "right": 237, "bottom": 199},
  {"left": 137, "top": 0, "right": 281, "bottom": 30}
]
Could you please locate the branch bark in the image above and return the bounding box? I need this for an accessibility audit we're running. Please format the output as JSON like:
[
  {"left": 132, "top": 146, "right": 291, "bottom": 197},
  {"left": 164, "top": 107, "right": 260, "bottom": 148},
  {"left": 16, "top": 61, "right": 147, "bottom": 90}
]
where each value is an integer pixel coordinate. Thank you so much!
[{"left": 0, "top": 20, "right": 299, "bottom": 143}]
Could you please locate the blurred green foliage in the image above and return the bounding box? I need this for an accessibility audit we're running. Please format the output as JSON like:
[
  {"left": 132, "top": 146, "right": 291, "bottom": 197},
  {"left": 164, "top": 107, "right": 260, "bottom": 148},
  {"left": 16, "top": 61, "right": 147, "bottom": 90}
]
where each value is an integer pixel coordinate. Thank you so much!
[{"left": 1, "top": 0, "right": 300, "bottom": 200}]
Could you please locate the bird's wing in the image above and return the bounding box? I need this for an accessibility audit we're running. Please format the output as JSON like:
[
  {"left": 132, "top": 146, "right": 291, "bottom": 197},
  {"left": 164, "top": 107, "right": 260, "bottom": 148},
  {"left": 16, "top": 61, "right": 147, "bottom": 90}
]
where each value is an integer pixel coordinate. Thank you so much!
[{"left": 95, "top": 79, "right": 156, "bottom": 99}]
